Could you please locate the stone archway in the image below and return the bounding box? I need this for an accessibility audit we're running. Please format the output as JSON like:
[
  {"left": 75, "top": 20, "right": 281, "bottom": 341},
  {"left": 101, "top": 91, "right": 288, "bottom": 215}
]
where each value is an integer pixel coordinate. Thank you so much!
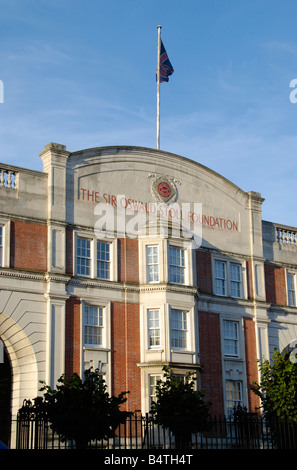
[
  {"left": 281, "top": 338, "right": 297, "bottom": 360},
  {"left": 0, "top": 313, "right": 39, "bottom": 419},
  {"left": 0, "top": 340, "right": 11, "bottom": 446}
]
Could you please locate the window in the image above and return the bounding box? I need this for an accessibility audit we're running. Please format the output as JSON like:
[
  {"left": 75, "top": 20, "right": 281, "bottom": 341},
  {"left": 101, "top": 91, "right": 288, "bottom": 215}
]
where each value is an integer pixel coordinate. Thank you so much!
[
  {"left": 0, "top": 226, "right": 3, "bottom": 267},
  {"left": 170, "top": 309, "right": 187, "bottom": 349},
  {"left": 84, "top": 305, "right": 103, "bottom": 346},
  {"left": 146, "top": 245, "right": 159, "bottom": 283},
  {"left": 76, "top": 234, "right": 115, "bottom": 280},
  {"left": 230, "top": 263, "right": 241, "bottom": 297},
  {"left": 172, "top": 374, "right": 186, "bottom": 383},
  {"left": 215, "top": 261, "right": 226, "bottom": 296},
  {"left": 287, "top": 273, "right": 296, "bottom": 307},
  {"left": 226, "top": 381, "right": 242, "bottom": 417},
  {"left": 97, "top": 241, "right": 110, "bottom": 280},
  {"left": 223, "top": 320, "right": 239, "bottom": 357},
  {"left": 149, "top": 375, "right": 162, "bottom": 405},
  {"left": 148, "top": 309, "right": 161, "bottom": 348},
  {"left": 169, "top": 245, "right": 185, "bottom": 284},
  {"left": 214, "top": 259, "right": 243, "bottom": 298},
  {"left": 77, "top": 237, "right": 91, "bottom": 276}
]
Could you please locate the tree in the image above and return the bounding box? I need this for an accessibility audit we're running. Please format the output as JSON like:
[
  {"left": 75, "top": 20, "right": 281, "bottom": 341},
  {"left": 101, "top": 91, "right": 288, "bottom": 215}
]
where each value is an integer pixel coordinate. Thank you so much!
[
  {"left": 252, "top": 349, "right": 297, "bottom": 423},
  {"left": 19, "top": 368, "right": 130, "bottom": 449},
  {"left": 150, "top": 367, "right": 211, "bottom": 448}
]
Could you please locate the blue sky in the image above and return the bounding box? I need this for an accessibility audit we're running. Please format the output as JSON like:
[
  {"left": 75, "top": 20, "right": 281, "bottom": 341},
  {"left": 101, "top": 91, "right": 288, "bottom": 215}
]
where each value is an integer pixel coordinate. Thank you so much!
[{"left": 0, "top": 0, "right": 297, "bottom": 227}]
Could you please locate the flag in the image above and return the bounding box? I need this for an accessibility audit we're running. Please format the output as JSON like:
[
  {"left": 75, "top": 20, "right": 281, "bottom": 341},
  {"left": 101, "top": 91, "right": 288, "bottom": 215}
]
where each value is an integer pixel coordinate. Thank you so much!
[{"left": 158, "top": 40, "right": 174, "bottom": 82}]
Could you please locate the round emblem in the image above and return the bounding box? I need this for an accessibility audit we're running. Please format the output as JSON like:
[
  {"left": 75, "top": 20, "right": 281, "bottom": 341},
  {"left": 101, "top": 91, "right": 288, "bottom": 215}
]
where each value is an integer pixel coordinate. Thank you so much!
[
  {"left": 158, "top": 181, "right": 172, "bottom": 198},
  {"left": 149, "top": 173, "right": 179, "bottom": 205}
]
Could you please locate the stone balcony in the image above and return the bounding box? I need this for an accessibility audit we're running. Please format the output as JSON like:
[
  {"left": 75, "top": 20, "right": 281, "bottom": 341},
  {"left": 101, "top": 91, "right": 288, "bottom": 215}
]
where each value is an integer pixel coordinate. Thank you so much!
[{"left": 262, "top": 220, "right": 297, "bottom": 265}]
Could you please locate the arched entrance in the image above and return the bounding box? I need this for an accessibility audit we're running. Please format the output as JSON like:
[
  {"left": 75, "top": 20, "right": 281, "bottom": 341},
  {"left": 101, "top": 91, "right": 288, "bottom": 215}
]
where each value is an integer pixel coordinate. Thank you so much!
[
  {"left": 0, "top": 340, "right": 11, "bottom": 446},
  {"left": 282, "top": 339, "right": 297, "bottom": 361},
  {"left": 0, "top": 313, "right": 39, "bottom": 447}
]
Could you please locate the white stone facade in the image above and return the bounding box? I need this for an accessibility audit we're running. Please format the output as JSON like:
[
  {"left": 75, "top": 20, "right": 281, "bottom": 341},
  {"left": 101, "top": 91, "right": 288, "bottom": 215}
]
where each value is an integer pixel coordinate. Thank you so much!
[{"left": 0, "top": 143, "right": 296, "bottom": 427}]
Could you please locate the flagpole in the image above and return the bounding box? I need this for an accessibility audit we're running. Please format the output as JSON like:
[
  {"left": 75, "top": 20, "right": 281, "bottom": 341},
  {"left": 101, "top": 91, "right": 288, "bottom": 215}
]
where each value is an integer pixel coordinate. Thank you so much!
[{"left": 156, "top": 25, "right": 161, "bottom": 150}]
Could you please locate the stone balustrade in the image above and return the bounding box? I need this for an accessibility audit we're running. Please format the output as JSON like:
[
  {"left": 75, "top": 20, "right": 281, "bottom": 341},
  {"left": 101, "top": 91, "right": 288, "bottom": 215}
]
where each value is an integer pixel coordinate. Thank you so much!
[
  {"left": 0, "top": 169, "right": 17, "bottom": 189},
  {"left": 276, "top": 227, "right": 297, "bottom": 246}
]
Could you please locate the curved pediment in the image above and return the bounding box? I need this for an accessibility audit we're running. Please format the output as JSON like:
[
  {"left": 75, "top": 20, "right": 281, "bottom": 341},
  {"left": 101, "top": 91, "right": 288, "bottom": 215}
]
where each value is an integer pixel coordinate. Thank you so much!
[
  {"left": 68, "top": 145, "right": 247, "bottom": 201},
  {"left": 65, "top": 145, "right": 263, "bottom": 254}
]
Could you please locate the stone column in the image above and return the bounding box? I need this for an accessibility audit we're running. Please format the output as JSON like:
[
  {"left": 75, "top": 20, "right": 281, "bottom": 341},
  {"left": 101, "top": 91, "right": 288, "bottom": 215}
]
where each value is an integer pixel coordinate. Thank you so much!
[
  {"left": 40, "top": 143, "right": 70, "bottom": 274},
  {"left": 40, "top": 143, "right": 70, "bottom": 387}
]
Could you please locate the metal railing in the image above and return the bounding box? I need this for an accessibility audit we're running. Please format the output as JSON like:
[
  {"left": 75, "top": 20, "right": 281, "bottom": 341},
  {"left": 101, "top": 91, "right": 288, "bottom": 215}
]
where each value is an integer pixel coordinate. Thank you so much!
[{"left": 12, "top": 412, "right": 297, "bottom": 450}]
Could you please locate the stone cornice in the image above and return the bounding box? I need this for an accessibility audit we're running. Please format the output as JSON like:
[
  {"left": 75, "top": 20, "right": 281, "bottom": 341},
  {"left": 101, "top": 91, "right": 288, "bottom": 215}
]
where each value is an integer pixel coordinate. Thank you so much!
[{"left": 0, "top": 268, "right": 45, "bottom": 281}]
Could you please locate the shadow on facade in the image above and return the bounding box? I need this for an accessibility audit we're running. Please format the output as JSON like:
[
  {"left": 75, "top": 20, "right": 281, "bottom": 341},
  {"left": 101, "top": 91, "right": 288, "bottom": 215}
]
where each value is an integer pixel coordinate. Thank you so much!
[{"left": 0, "top": 344, "right": 12, "bottom": 447}]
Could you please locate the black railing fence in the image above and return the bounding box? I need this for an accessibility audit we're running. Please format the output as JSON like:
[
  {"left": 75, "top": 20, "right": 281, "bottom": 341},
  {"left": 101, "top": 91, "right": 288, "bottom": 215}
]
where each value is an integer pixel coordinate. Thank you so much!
[{"left": 10, "top": 412, "right": 297, "bottom": 450}]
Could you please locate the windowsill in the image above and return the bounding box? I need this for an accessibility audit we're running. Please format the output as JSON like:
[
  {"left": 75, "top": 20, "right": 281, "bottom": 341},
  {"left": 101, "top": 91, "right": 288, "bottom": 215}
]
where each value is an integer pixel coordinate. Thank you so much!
[
  {"left": 75, "top": 274, "right": 113, "bottom": 282},
  {"left": 214, "top": 294, "right": 247, "bottom": 302},
  {"left": 145, "top": 348, "right": 196, "bottom": 355},
  {"left": 223, "top": 355, "right": 241, "bottom": 361},
  {"left": 83, "top": 346, "right": 111, "bottom": 352},
  {"left": 170, "top": 349, "right": 195, "bottom": 355}
]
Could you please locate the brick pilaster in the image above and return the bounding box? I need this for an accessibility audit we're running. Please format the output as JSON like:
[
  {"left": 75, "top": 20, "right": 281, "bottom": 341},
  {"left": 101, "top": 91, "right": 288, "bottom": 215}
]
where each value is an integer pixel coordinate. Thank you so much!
[
  {"left": 198, "top": 311, "right": 225, "bottom": 416},
  {"left": 111, "top": 301, "right": 141, "bottom": 411},
  {"left": 244, "top": 317, "right": 260, "bottom": 413},
  {"left": 196, "top": 250, "right": 212, "bottom": 294},
  {"left": 65, "top": 297, "right": 81, "bottom": 377},
  {"left": 118, "top": 238, "right": 139, "bottom": 284},
  {"left": 264, "top": 262, "right": 287, "bottom": 305}
]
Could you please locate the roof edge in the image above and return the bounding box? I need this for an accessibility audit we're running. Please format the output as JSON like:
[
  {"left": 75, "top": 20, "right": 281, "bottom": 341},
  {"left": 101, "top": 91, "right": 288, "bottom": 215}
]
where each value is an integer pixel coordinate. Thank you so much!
[{"left": 69, "top": 145, "right": 251, "bottom": 199}]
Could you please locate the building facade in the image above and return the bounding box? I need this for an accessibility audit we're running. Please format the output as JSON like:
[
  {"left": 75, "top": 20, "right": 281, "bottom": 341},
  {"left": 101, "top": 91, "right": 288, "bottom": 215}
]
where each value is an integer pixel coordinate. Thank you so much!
[{"left": 0, "top": 143, "right": 296, "bottom": 423}]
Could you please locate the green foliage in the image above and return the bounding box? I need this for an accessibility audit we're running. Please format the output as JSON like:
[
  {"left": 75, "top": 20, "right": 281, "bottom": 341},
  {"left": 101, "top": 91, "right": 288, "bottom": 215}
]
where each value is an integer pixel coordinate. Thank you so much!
[
  {"left": 150, "top": 367, "right": 211, "bottom": 448},
  {"left": 252, "top": 349, "right": 297, "bottom": 423},
  {"left": 19, "top": 368, "right": 130, "bottom": 448}
]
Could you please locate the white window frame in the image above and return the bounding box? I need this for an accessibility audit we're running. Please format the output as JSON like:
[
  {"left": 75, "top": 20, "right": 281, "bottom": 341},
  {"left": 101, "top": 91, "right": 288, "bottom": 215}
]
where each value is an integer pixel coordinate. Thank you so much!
[
  {"left": 226, "top": 380, "right": 243, "bottom": 417},
  {"left": 84, "top": 304, "right": 104, "bottom": 347},
  {"left": 0, "top": 225, "right": 3, "bottom": 268},
  {"left": 170, "top": 308, "right": 188, "bottom": 350},
  {"left": 146, "top": 245, "right": 160, "bottom": 283},
  {"left": 168, "top": 244, "right": 186, "bottom": 285},
  {"left": 287, "top": 271, "right": 296, "bottom": 307},
  {"left": 75, "top": 231, "right": 116, "bottom": 280},
  {"left": 76, "top": 236, "right": 92, "bottom": 277},
  {"left": 147, "top": 309, "right": 161, "bottom": 349},
  {"left": 223, "top": 320, "right": 239, "bottom": 358},
  {"left": 0, "top": 218, "right": 10, "bottom": 268},
  {"left": 149, "top": 374, "right": 162, "bottom": 406},
  {"left": 213, "top": 257, "right": 245, "bottom": 298},
  {"left": 230, "top": 263, "right": 241, "bottom": 298},
  {"left": 214, "top": 260, "right": 227, "bottom": 296},
  {"left": 139, "top": 238, "right": 192, "bottom": 286},
  {"left": 97, "top": 240, "right": 111, "bottom": 280}
]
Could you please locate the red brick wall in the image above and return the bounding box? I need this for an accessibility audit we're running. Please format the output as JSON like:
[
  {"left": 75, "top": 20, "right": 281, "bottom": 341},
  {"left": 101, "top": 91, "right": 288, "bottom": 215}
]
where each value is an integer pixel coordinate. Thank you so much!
[
  {"left": 196, "top": 250, "right": 212, "bottom": 294},
  {"left": 10, "top": 219, "right": 47, "bottom": 271},
  {"left": 118, "top": 238, "right": 139, "bottom": 283},
  {"left": 111, "top": 301, "right": 141, "bottom": 411},
  {"left": 198, "top": 311, "right": 225, "bottom": 416},
  {"left": 244, "top": 317, "right": 260, "bottom": 413},
  {"left": 264, "top": 263, "right": 287, "bottom": 305},
  {"left": 65, "top": 297, "right": 81, "bottom": 377}
]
